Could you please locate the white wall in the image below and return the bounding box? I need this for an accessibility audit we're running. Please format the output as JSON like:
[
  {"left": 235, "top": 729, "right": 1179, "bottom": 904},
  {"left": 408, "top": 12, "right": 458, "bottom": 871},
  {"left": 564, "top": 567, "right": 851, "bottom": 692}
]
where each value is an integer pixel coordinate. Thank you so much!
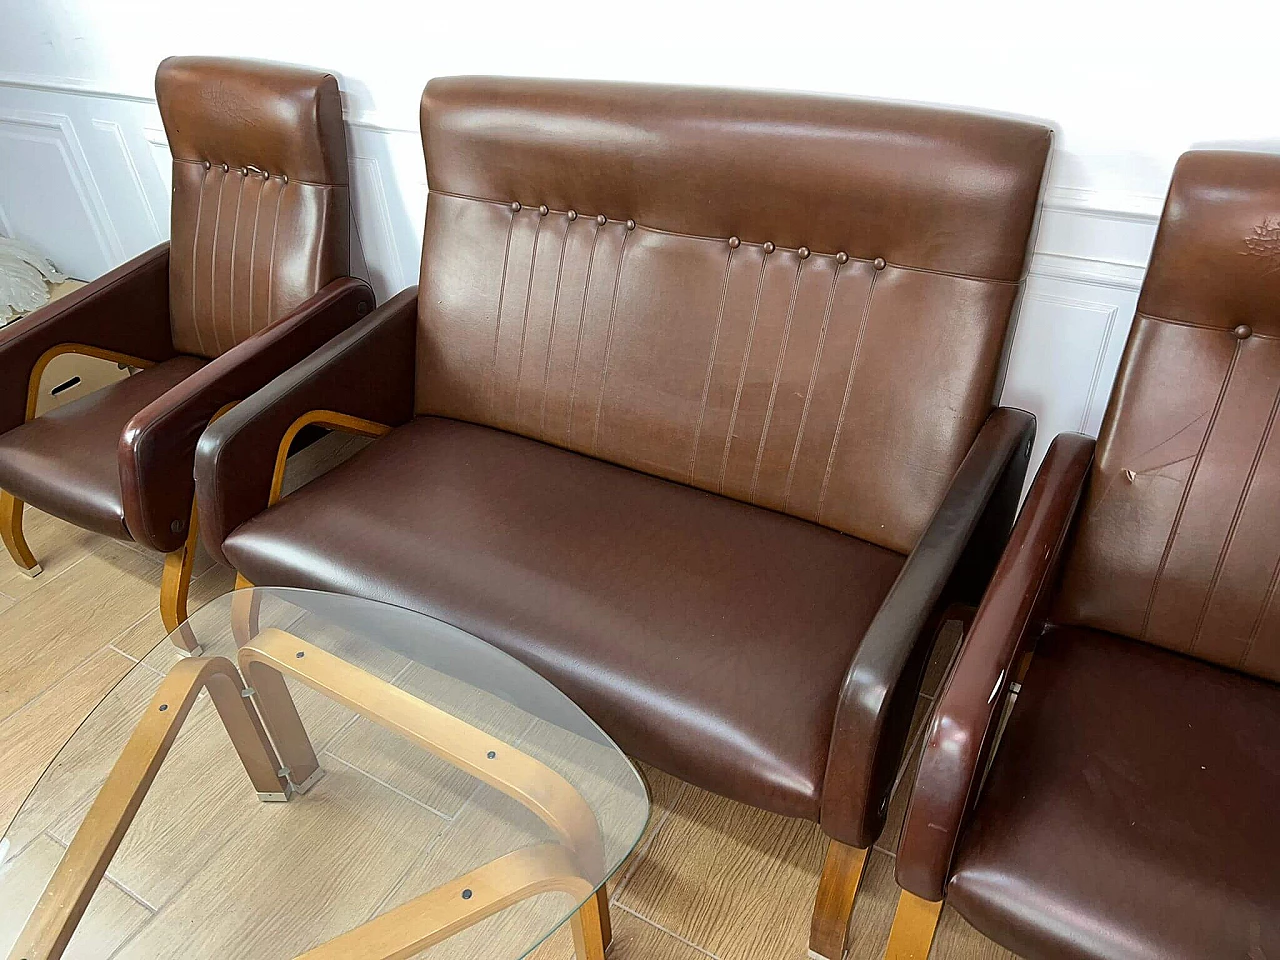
[{"left": 1, "top": 0, "right": 1277, "bottom": 478}]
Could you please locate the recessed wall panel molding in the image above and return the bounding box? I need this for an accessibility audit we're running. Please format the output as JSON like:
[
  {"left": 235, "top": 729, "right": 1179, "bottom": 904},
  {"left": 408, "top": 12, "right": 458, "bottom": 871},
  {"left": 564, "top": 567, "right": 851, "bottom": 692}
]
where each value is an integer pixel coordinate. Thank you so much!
[
  {"left": 143, "top": 125, "right": 171, "bottom": 195},
  {"left": 0, "top": 107, "right": 122, "bottom": 278},
  {"left": 348, "top": 154, "right": 403, "bottom": 302},
  {"left": 91, "top": 117, "right": 163, "bottom": 242}
]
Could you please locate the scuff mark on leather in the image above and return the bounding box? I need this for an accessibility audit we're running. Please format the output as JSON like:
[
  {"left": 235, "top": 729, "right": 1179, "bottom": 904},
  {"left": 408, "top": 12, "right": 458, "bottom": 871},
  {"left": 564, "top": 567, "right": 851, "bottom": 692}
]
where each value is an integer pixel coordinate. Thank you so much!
[{"left": 1243, "top": 217, "right": 1280, "bottom": 274}]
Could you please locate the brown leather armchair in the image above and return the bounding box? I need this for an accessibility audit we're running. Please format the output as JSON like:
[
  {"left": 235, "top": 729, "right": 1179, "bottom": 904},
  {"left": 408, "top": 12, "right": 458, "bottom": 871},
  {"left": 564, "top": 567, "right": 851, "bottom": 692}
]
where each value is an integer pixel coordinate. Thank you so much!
[
  {"left": 195, "top": 78, "right": 1051, "bottom": 957},
  {"left": 889, "top": 150, "right": 1280, "bottom": 960},
  {"left": 0, "top": 57, "right": 373, "bottom": 639}
]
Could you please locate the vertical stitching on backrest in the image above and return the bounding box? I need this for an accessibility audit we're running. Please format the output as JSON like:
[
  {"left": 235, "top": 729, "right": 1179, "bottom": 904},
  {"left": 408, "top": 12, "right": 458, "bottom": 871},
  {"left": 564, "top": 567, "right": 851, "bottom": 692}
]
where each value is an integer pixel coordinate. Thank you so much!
[
  {"left": 188, "top": 162, "right": 210, "bottom": 356},
  {"left": 487, "top": 208, "right": 518, "bottom": 418},
  {"left": 1192, "top": 372, "right": 1280, "bottom": 654},
  {"left": 590, "top": 225, "right": 632, "bottom": 455},
  {"left": 567, "top": 218, "right": 603, "bottom": 446},
  {"left": 817, "top": 269, "right": 879, "bottom": 524},
  {"left": 261, "top": 179, "right": 286, "bottom": 339},
  {"left": 1242, "top": 552, "right": 1280, "bottom": 671},
  {"left": 246, "top": 176, "right": 265, "bottom": 342},
  {"left": 208, "top": 168, "right": 228, "bottom": 355},
  {"left": 226, "top": 171, "right": 246, "bottom": 347},
  {"left": 784, "top": 260, "right": 843, "bottom": 510},
  {"left": 514, "top": 213, "right": 545, "bottom": 418},
  {"left": 1140, "top": 338, "right": 1241, "bottom": 643},
  {"left": 689, "top": 245, "right": 735, "bottom": 483},
  {"left": 719, "top": 248, "right": 771, "bottom": 492},
  {"left": 751, "top": 257, "right": 805, "bottom": 500},
  {"left": 539, "top": 216, "right": 572, "bottom": 434}
]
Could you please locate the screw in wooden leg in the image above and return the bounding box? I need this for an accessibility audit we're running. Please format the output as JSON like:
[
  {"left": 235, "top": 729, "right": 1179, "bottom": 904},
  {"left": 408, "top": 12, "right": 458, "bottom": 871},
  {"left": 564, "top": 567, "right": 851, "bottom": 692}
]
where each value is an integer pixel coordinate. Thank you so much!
[
  {"left": 0, "top": 490, "right": 41, "bottom": 576},
  {"left": 884, "top": 889, "right": 943, "bottom": 960},
  {"left": 808, "top": 840, "right": 869, "bottom": 960}
]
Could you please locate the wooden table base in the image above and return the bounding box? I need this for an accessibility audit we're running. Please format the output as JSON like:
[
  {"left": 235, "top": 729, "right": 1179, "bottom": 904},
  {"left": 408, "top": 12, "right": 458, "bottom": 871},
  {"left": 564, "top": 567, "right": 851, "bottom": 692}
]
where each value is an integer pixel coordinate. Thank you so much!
[{"left": 9, "top": 630, "right": 612, "bottom": 960}]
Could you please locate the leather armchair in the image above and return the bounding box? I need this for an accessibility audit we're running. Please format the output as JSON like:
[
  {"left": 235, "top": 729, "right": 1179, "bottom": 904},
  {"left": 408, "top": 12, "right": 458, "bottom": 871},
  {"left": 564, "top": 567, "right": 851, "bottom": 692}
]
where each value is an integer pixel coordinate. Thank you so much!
[
  {"left": 889, "top": 150, "right": 1280, "bottom": 960},
  {"left": 0, "top": 57, "right": 372, "bottom": 639},
  {"left": 195, "top": 77, "right": 1053, "bottom": 958}
]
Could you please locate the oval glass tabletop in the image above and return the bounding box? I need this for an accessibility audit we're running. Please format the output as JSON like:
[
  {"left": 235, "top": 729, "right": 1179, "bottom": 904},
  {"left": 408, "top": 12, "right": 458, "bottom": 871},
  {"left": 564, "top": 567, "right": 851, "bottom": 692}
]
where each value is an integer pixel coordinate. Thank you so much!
[{"left": 1, "top": 588, "right": 650, "bottom": 960}]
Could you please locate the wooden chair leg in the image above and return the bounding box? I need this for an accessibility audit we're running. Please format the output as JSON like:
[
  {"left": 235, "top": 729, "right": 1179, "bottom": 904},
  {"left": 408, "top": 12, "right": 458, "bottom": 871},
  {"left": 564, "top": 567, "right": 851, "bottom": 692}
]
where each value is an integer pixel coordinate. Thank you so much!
[
  {"left": 160, "top": 502, "right": 201, "bottom": 652},
  {"left": 884, "top": 890, "right": 943, "bottom": 959},
  {"left": 809, "top": 840, "right": 869, "bottom": 960},
  {"left": 0, "top": 490, "right": 41, "bottom": 576},
  {"left": 572, "top": 884, "right": 610, "bottom": 960}
]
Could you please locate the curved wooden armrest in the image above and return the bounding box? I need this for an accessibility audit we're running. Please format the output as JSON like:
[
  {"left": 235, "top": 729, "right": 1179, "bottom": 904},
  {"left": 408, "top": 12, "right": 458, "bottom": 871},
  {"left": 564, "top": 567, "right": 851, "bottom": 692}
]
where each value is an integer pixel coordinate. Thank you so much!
[
  {"left": 895, "top": 431, "right": 1095, "bottom": 902},
  {"left": 238, "top": 629, "right": 606, "bottom": 883},
  {"left": 9, "top": 657, "right": 287, "bottom": 960},
  {"left": 267, "top": 409, "right": 392, "bottom": 506}
]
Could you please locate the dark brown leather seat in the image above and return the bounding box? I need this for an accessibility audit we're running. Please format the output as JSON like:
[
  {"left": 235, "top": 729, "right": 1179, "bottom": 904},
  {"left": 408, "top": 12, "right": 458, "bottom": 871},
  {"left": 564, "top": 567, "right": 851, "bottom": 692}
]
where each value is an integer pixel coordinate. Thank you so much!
[
  {"left": 224, "top": 415, "right": 906, "bottom": 818},
  {"left": 893, "top": 150, "right": 1280, "bottom": 960},
  {"left": 0, "top": 357, "right": 206, "bottom": 538},
  {"left": 195, "top": 78, "right": 1053, "bottom": 958},
  {"left": 0, "top": 57, "right": 373, "bottom": 634}
]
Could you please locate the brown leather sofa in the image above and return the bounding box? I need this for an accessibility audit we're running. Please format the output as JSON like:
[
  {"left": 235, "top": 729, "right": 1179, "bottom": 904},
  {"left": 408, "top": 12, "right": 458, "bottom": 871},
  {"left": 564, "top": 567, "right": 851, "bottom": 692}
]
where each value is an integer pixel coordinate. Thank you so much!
[
  {"left": 195, "top": 77, "right": 1052, "bottom": 957},
  {"left": 889, "top": 150, "right": 1280, "bottom": 960},
  {"left": 0, "top": 57, "right": 373, "bottom": 638}
]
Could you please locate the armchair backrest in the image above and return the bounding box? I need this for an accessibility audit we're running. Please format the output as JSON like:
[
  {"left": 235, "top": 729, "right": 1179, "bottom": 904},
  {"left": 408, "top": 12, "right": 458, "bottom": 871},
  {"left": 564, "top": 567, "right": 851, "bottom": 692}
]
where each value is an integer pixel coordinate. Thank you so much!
[
  {"left": 414, "top": 78, "right": 1051, "bottom": 554},
  {"left": 1057, "top": 150, "right": 1280, "bottom": 682},
  {"left": 157, "top": 56, "right": 350, "bottom": 359}
]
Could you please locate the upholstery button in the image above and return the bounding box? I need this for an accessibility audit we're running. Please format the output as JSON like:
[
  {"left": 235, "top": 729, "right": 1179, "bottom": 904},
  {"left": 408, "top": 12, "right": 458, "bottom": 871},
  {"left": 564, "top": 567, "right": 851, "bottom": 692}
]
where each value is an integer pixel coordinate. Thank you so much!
[
  {"left": 626, "top": 219, "right": 636, "bottom": 231},
  {"left": 202, "top": 160, "right": 211, "bottom": 170},
  {"left": 597, "top": 214, "right": 607, "bottom": 225},
  {"left": 1234, "top": 324, "right": 1253, "bottom": 339},
  {"left": 728, "top": 236, "right": 740, "bottom": 249},
  {"left": 222, "top": 163, "right": 229, "bottom": 172},
  {"left": 835, "top": 251, "right": 849, "bottom": 264},
  {"left": 282, "top": 175, "right": 288, "bottom": 184},
  {"left": 539, "top": 204, "right": 549, "bottom": 216},
  {"left": 873, "top": 257, "right": 887, "bottom": 270},
  {"left": 763, "top": 241, "right": 775, "bottom": 254},
  {"left": 798, "top": 246, "right": 810, "bottom": 259},
  {"left": 567, "top": 209, "right": 577, "bottom": 221},
  {"left": 510, "top": 201, "right": 521, "bottom": 212},
  {"left": 262, "top": 170, "right": 270, "bottom": 180}
]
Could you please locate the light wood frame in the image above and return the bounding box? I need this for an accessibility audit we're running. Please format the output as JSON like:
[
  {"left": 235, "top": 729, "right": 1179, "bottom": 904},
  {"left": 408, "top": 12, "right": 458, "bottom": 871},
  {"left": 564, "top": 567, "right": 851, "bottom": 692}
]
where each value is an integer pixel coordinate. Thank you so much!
[
  {"left": 809, "top": 840, "right": 870, "bottom": 960},
  {"left": 0, "top": 345, "right": 153, "bottom": 578},
  {"left": 9, "top": 627, "right": 614, "bottom": 959},
  {"left": 8, "top": 656, "right": 287, "bottom": 960},
  {"left": 267, "top": 409, "right": 391, "bottom": 507},
  {"left": 884, "top": 890, "right": 943, "bottom": 960}
]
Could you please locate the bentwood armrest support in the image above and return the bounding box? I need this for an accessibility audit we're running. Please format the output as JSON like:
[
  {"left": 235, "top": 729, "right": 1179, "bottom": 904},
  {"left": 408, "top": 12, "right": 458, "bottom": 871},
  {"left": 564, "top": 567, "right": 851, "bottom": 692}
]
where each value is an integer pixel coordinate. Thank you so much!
[
  {"left": 894, "top": 431, "right": 1095, "bottom": 902},
  {"left": 9, "top": 657, "right": 286, "bottom": 960},
  {"left": 0, "top": 244, "right": 175, "bottom": 434},
  {"left": 819, "top": 406, "right": 1036, "bottom": 848},
  {"left": 194, "top": 287, "right": 418, "bottom": 567},
  {"left": 117, "top": 277, "right": 375, "bottom": 554}
]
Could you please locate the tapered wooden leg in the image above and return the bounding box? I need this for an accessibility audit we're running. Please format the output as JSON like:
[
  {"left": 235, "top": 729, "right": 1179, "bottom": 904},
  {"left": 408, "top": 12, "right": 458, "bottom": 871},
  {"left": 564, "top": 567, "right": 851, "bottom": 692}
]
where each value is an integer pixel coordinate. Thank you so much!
[
  {"left": 572, "top": 884, "right": 610, "bottom": 960},
  {"left": 230, "top": 577, "right": 260, "bottom": 647},
  {"left": 0, "top": 490, "right": 41, "bottom": 576},
  {"left": 160, "top": 502, "right": 200, "bottom": 651},
  {"left": 8, "top": 657, "right": 286, "bottom": 960},
  {"left": 884, "top": 890, "right": 943, "bottom": 960},
  {"left": 241, "top": 656, "right": 324, "bottom": 793},
  {"left": 809, "top": 840, "right": 869, "bottom": 960}
]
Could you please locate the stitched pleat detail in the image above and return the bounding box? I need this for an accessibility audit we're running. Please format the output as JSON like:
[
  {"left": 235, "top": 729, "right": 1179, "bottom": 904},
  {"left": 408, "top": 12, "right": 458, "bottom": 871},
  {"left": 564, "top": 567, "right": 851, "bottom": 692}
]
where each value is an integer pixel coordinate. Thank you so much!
[
  {"left": 566, "top": 218, "right": 603, "bottom": 446},
  {"left": 514, "top": 213, "right": 544, "bottom": 411},
  {"left": 539, "top": 219, "right": 572, "bottom": 433},
  {"left": 689, "top": 247, "right": 736, "bottom": 482},
  {"left": 719, "top": 250, "right": 771, "bottom": 492},
  {"left": 784, "top": 261, "right": 843, "bottom": 509},
  {"left": 752, "top": 258, "right": 806, "bottom": 499},
  {"left": 487, "top": 209, "right": 518, "bottom": 417},
  {"left": 590, "top": 227, "right": 632, "bottom": 454}
]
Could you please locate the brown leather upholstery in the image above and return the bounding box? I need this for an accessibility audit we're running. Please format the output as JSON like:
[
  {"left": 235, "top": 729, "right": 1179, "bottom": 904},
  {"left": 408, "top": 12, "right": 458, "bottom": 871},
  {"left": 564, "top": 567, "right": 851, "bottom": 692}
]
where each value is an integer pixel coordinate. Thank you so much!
[
  {"left": 224, "top": 415, "right": 905, "bottom": 818},
  {"left": 948, "top": 625, "right": 1280, "bottom": 960},
  {"left": 417, "top": 78, "right": 1051, "bottom": 554},
  {"left": 197, "top": 77, "right": 1051, "bottom": 844},
  {"left": 0, "top": 357, "right": 206, "bottom": 538},
  {"left": 158, "top": 57, "right": 350, "bottom": 359},
  {"left": 894, "top": 150, "right": 1280, "bottom": 960},
  {"left": 1057, "top": 151, "right": 1280, "bottom": 682}
]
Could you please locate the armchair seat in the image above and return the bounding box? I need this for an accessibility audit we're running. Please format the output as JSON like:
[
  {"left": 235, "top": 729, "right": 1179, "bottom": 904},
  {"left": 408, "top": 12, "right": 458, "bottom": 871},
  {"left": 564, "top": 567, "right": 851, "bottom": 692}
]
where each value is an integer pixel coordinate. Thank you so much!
[
  {"left": 948, "top": 624, "right": 1280, "bottom": 960},
  {"left": 0, "top": 356, "right": 206, "bottom": 538},
  {"left": 223, "top": 415, "right": 906, "bottom": 818}
]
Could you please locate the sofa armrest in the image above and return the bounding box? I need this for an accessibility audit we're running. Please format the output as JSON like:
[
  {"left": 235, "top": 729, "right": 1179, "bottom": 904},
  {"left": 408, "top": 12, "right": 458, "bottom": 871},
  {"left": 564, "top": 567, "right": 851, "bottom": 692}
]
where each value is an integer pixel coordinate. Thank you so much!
[
  {"left": 819, "top": 406, "right": 1036, "bottom": 848},
  {"left": 119, "top": 277, "right": 376, "bottom": 553},
  {"left": 894, "top": 431, "right": 1095, "bottom": 901},
  {"left": 0, "top": 244, "right": 175, "bottom": 433},
  {"left": 194, "top": 286, "right": 418, "bottom": 566}
]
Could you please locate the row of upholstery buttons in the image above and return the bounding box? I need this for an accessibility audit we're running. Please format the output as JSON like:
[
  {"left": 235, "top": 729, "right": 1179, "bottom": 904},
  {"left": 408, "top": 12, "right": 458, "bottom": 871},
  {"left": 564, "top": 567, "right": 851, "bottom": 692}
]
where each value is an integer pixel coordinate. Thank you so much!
[
  {"left": 200, "top": 160, "right": 284, "bottom": 182},
  {"left": 509, "top": 202, "right": 885, "bottom": 269}
]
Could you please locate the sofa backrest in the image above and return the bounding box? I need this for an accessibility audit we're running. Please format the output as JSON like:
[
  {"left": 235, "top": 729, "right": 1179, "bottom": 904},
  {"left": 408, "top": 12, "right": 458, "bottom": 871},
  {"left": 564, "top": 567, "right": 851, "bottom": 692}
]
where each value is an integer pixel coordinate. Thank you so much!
[
  {"left": 416, "top": 78, "right": 1051, "bottom": 554},
  {"left": 1057, "top": 150, "right": 1280, "bottom": 682},
  {"left": 157, "top": 57, "right": 350, "bottom": 359}
]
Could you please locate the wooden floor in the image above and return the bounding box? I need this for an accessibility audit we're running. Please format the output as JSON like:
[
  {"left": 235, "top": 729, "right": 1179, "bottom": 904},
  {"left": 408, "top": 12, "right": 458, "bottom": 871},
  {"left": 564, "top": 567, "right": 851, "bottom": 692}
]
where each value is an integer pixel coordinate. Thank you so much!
[{"left": 0, "top": 439, "right": 1014, "bottom": 959}]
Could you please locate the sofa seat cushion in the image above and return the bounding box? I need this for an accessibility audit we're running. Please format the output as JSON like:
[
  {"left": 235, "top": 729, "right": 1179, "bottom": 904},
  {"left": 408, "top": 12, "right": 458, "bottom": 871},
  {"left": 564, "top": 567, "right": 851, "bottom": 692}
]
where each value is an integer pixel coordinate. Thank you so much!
[
  {"left": 0, "top": 356, "right": 207, "bottom": 539},
  {"left": 948, "top": 624, "right": 1280, "bottom": 960},
  {"left": 224, "top": 415, "right": 906, "bottom": 819}
]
